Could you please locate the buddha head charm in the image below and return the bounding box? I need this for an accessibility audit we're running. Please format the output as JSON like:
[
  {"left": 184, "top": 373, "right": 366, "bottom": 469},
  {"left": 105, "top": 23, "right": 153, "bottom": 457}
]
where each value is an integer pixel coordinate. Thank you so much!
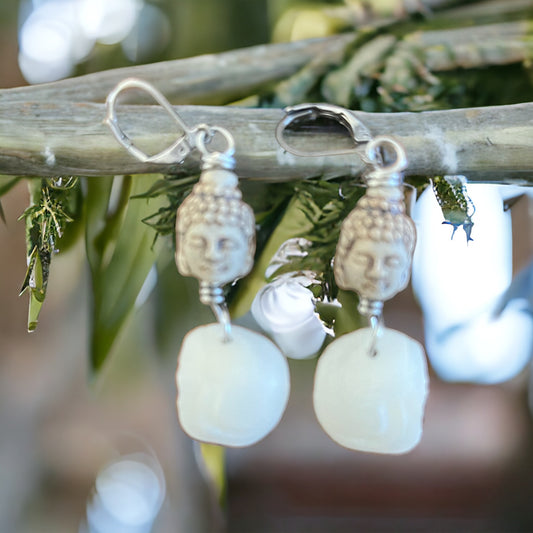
[
  {"left": 334, "top": 136, "right": 416, "bottom": 318},
  {"left": 276, "top": 105, "right": 428, "bottom": 454},
  {"left": 106, "top": 79, "right": 290, "bottom": 447},
  {"left": 173, "top": 126, "right": 256, "bottom": 340},
  {"left": 175, "top": 165, "right": 255, "bottom": 288}
]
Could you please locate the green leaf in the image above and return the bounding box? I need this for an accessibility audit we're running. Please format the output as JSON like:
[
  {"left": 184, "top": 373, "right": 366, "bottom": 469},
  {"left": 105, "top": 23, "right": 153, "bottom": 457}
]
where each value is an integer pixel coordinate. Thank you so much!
[
  {"left": 18, "top": 178, "right": 82, "bottom": 331},
  {"left": 152, "top": 252, "right": 213, "bottom": 358},
  {"left": 19, "top": 246, "right": 46, "bottom": 332},
  {"left": 0, "top": 176, "right": 22, "bottom": 224},
  {"left": 0, "top": 176, "right": 22, "bottom": 197},
  {"left": 197, "top": 443, "right": 226, "bottom": 506},
  {"left": 333, "top": 289, "right": 366, "bottom": 337},
  {"left": 86, "top": 174, "right": 165, "bottom": 372},
  {"left": 230, "top": 192, "right": 314, "bottom": 318}
]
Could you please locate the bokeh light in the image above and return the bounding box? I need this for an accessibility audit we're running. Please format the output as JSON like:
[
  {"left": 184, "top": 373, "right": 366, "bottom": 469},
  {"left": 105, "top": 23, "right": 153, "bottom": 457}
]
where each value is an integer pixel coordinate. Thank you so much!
[
  {"left": 18, "top": 0, "right": 170, "bottom": 84},
  {"left": 82, "top": 453, "right": 166, "bottom": 533}
]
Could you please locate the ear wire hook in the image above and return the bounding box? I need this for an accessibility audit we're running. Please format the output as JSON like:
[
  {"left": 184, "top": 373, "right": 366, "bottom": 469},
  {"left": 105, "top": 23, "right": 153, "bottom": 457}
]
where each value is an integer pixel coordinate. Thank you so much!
[
  {"left": 275, "top": 103, "right": 373, "bottom": 158},
  {"left": 105, "top": 77, "right": 202, "bottom": 165}
]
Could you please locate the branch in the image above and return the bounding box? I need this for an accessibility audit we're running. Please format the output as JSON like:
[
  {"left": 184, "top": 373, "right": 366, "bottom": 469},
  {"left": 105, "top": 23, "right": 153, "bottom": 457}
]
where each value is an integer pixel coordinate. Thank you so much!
[
  {"left": 1, "top": 100, "right": 532, "bottom": 184},
  {"left": 0, "top": 35, "right": 355, "bottom": 105}
]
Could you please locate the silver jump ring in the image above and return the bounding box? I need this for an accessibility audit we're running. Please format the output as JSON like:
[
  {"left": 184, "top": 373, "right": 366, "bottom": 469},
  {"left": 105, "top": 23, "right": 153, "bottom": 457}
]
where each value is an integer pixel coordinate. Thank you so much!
[
  {"left": 195, "top": 125, "right": 236, "bottom": 170},
  {"left": 195, "top": 126, "right": 235, "bottom": 157},
  {"left": 365, "top": 136, "right": 407, "bottom": 174}
]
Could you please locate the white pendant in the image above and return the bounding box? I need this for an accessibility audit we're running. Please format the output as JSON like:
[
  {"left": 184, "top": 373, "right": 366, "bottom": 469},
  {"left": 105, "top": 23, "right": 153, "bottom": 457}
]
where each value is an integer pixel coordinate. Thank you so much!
[
  {"left": 313, "top": 327, "right": 428, "bottom": 454},
  {"left": 176, "top": 323, "right": 290, "bottom": 447}
]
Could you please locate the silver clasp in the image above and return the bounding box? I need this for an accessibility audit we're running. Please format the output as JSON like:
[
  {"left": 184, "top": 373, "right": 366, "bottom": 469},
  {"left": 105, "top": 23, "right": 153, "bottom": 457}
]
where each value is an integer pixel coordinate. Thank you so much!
[
  {"left": 275, "top": 103, "right": 373, "bottom": 157},
  {"left": 105, "top": 78, "right": 235, "bottom": 166}
]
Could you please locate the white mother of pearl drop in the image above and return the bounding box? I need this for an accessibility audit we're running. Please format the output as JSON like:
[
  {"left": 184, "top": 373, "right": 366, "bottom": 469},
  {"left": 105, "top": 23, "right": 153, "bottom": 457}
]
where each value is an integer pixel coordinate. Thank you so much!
[
  {"left": 313, "top": 327, "right": 429, "bottom": 454},
  {"left": 176, "top": 323, "right": 290, "bottom": 447}
]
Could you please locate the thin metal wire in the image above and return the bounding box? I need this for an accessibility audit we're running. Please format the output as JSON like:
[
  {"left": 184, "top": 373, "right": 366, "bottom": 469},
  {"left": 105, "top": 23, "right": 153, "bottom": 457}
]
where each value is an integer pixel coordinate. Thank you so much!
[
  {"left": 211, "top": 303, "right": 232, "bottom": 343},
  {"left": 368, "top": 314, "right": 383, "bottom": 358},
  {"left": 199, "top": 282, "right": 232, "bottom": 342}
]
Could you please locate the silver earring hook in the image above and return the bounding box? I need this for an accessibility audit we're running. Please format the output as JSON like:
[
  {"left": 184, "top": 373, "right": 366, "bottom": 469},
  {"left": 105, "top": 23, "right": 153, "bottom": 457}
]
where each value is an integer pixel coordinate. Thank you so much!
[
  {"left": 105, "top": 77, "right": 235, "bottom": 167},
  {"left": 275, "top": 103, "right": 373, "bottom": 157},
  {"left": 105, "top": 77, "right": 196, "bottom": 164}
]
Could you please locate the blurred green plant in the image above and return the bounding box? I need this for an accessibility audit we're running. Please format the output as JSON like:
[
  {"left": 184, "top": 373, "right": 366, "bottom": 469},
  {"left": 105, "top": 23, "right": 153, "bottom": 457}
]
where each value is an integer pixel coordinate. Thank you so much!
[
  {"left": 85, "top": 174, "right": 165, "bottom": 372},
  {"left": 18, "top": 177, "right": 81, "bottom": 331}
]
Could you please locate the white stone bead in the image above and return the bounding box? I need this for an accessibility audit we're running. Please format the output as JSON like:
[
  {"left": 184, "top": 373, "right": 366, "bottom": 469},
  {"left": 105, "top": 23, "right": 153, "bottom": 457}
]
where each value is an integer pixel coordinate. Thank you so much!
[
  {"left": 313, "top": 327, "right": 429, "bottom": 454},
  {"left": 176, "top": 323, "right": 290, "bottom": 447}
]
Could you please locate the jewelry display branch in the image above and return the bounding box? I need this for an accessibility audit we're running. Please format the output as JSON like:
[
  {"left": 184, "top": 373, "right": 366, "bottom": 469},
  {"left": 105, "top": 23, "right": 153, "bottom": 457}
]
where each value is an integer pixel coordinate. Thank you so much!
[
  {"left": 1, "top": 99, "right": 533, "bottom": 182},
  {"left": 276, "top": 105, "right": 429, "bottom": 453},
  {"left": 107, "top": 79, "right": 290, "bottom": 447}
]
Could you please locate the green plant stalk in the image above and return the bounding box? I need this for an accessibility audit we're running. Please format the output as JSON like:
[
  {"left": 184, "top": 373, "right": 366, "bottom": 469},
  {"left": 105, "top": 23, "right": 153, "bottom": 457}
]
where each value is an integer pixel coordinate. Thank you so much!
[{"left": 19, "top": 178, "right": 77, "bottom": 331}]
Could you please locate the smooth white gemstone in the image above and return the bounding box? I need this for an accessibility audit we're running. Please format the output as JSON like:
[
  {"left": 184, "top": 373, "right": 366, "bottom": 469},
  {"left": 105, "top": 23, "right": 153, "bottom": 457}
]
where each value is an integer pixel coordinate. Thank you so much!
[
  {"left": 251, "top": 281, "right": 326, "bottom": 359},
  {"left": 313, "top": 327, "right": 429, "bottom": 454},
  {"left": 176, "top": 323, "right": 290, "bottom": 447}
]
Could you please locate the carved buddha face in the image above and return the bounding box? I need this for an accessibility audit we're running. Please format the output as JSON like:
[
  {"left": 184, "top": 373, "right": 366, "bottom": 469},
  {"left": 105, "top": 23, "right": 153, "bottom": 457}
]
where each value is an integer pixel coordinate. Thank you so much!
[
  {"left": 179, "top": 221, "right": 252, "bottom": 286},
  {"left": 334, "top": 199, "right": 415, "bottom": 303},
  {"left": 175, "top": 170, "right": 255, "bottom": 287},
  {"left": 339, "top": 238, "right": 411, "bottom": 301}
]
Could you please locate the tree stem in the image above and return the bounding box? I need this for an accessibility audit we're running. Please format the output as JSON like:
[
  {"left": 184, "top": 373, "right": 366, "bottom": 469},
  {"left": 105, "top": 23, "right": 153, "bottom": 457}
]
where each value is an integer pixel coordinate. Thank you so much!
[{"left": 0, "top": 101, "right": 532, "bottom": 184}]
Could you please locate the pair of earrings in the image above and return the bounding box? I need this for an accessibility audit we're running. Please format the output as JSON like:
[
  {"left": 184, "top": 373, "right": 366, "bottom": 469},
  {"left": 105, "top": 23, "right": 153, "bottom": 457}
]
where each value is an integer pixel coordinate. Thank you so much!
[{"left": 106, "top": 80, "right": 428, "bottom": 453}]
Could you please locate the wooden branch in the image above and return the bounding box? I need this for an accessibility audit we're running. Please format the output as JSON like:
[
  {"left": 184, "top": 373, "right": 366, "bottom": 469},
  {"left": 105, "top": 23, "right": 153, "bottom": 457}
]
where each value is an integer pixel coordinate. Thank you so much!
[
  {"left": 0, "top": 35, "right": 355, "bottom": 105},
  {"left": 1, "top": 100, "right": 532, "bottom": 184}
]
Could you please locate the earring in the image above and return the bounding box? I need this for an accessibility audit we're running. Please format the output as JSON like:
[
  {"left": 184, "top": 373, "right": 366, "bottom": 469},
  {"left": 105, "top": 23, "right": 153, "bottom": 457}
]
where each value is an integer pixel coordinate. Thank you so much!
[
  {"left": 106, "top": 79, "right": 290, "bottom": 447},
  {"left": 276, "top": 105, "right": 428, "bottom": 454},
  {"left": 314, "top": 136, "right": 428, "bottom": 454}
]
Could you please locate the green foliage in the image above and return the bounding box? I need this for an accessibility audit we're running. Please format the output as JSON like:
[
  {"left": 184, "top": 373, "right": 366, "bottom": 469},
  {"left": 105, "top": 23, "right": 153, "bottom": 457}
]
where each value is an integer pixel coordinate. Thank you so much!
[
  {"left": 85, "top": 175, "right": 165, "bottom": 372},
  {"left": 18, "top": 178, "right": 81, "bottom": 331},
  {"left": 432, "top": 175, "right": 475, "bottom": 242},
  {"left": 0, "top": 176, "right": 21, "bottom": 223},
  {"left": 266, "top": 5, "right": 533, "bottom": 112},
  {"left": 133, "top": 175, "right": 198, "bottom": 244},
  {"left": 230, "top": 183, "right": 312, "bottom": 318},
  {"left": 269, "top": 179, "right": 366, "bottom": 301}
]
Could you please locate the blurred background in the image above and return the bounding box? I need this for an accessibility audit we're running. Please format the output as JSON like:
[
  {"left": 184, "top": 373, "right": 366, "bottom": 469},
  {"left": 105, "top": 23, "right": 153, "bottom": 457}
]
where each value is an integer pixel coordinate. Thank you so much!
[{"left": 1, "top": 1, "right": 533, "bottom": 532}]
